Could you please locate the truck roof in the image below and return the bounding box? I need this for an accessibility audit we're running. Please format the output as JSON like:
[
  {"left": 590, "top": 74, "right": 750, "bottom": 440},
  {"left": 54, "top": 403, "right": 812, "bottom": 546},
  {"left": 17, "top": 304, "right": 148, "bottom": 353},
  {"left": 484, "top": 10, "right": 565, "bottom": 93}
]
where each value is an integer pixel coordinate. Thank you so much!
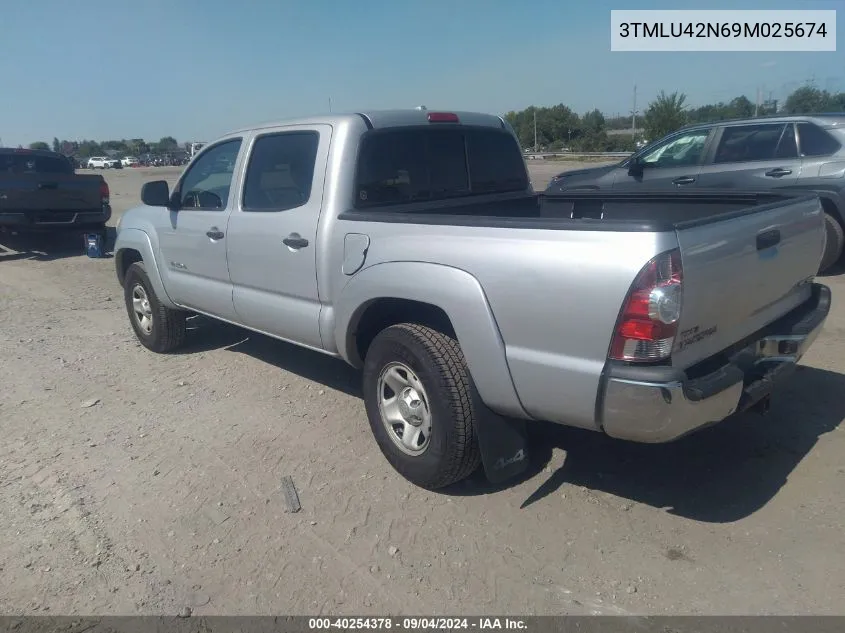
[
  {"left": 0, "top": 147, "right": 67, "bottom": 158},
  {"left": 227, "top": 109, "right": 508, "bottom": 136}
]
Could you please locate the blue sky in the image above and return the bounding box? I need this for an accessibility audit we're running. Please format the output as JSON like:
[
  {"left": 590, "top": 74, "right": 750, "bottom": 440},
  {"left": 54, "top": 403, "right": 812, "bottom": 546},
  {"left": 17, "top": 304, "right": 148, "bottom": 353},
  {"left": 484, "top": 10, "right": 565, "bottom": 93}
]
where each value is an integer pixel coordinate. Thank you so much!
[{"left": 0, "top": 0, "right": 841, "bottom": 146}]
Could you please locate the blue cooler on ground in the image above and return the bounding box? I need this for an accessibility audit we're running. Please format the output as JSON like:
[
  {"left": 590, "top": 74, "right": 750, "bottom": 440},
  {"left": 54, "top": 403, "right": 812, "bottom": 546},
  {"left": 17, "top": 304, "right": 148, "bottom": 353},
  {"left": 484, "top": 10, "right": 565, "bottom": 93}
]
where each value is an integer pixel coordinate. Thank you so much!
[{"left": 84, "top": 232, "right": 104, "bottom": 258}]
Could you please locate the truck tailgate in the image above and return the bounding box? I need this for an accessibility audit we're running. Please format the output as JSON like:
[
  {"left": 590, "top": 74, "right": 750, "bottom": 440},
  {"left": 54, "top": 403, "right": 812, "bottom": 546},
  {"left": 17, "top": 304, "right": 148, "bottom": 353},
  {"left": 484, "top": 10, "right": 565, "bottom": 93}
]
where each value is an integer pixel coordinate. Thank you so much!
[
  {"left": 671, "top": 193, "right": 824, "bottom": 368},
  {"left": 0, "top": 174, "right": 104, "bottom": 212}
]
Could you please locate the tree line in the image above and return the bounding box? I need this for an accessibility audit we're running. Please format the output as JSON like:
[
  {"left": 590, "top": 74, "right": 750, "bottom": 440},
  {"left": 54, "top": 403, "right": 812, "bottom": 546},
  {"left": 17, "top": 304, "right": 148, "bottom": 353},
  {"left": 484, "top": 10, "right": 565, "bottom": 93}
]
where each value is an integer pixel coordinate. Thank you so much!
[
  {"left": 504, "top": 86, "right": 845, "bottom": 153},
  {"left": 25, "top": 136, "right": 184, "bottom": 157},
  {"left": 23, "top": 85, "right": 845, "bottom": 156}
]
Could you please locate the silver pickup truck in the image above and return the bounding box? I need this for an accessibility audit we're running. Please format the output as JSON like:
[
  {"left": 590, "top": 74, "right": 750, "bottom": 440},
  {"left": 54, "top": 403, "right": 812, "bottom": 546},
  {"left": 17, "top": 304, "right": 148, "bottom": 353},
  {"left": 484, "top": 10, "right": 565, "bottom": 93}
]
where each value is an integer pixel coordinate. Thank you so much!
[{"left": 114, "top": 109, "right": 831, "bottom": 490}]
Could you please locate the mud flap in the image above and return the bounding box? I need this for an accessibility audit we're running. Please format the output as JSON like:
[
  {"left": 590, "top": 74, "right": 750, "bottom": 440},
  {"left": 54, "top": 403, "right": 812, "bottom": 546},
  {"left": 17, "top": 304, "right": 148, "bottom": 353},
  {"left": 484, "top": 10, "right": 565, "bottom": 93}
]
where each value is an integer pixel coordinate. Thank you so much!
[{"left": 475, "top": 403, "right": 530, "bottom": 484}]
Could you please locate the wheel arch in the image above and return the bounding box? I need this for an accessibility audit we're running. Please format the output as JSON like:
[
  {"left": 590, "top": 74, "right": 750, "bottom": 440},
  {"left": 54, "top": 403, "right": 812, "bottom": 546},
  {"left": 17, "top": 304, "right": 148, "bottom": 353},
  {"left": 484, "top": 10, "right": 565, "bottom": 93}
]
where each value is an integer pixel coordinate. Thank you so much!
[
  {"left": 114, "top": 228, "right": 177, "bottom": 308},
  {"left": 818, "top": 194, "right": 844, "bottom": 227},
  {"left": 334, "top": 262, "right": 527, "bottom": 419}
]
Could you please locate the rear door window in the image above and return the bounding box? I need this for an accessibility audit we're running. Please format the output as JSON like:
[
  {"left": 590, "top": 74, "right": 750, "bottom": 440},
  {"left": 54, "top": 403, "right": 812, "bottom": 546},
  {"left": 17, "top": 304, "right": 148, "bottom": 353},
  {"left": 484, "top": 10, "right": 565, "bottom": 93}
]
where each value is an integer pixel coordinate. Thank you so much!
[
  {"left": 714, "top": 124, "right": 792, "bottom": 163},
  {"left": 354, "top": 127, "right": 527, "bottom": 209},
  {"left": 242, "top": 131, "right": 320, "bottom": 211},
  {"left": 774, "top": 124, "right": 798, "bottom": 159}
]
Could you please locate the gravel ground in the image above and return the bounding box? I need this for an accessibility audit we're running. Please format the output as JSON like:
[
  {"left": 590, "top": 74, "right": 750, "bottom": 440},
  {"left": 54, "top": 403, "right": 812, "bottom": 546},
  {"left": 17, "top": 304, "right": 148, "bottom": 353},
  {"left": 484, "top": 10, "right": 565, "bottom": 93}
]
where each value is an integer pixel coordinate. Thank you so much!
[{"left": 1, "top": 163, "right": 844, "bottom": 616}]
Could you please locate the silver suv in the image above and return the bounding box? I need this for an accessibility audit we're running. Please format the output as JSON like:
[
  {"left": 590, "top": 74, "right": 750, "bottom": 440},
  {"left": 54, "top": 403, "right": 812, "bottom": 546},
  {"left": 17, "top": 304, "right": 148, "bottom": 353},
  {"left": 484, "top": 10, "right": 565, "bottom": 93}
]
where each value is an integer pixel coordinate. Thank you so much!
[{"left": 547, "top": 114, "right": 845, "bottom": 272}]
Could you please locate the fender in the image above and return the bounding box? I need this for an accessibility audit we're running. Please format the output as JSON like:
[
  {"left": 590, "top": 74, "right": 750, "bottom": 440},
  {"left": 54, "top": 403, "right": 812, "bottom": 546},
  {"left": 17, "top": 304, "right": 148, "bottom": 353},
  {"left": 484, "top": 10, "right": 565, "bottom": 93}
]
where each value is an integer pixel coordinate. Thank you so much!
[
  {"left": 333, "top": 261, "right": 532, "bottom": 484},
  {"left": 114, "top": 227, "right": 177, "bottom": 308}
]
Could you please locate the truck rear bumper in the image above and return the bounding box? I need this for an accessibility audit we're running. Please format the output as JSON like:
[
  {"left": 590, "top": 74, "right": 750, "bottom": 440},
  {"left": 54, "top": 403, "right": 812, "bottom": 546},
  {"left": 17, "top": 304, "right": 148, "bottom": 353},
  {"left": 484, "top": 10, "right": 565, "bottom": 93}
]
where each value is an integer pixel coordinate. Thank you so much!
[
  {"left": 599, "top": 282, "right": 831, "bottom": 443},
  {"left": 0, "top": 207, "right": 111, "bottom": 231}
]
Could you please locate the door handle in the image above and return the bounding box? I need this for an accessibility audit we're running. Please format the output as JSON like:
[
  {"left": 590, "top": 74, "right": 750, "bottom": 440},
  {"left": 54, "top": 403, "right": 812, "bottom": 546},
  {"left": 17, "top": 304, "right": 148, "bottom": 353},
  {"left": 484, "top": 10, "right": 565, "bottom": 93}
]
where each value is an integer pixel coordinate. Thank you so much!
[
  {"left": 765, "top": 168, "right": 792, "bottom": 177},
  {"left": 756, "top": 229, "right": 781, "bottom": 251},
  {"left": 672, "top": 176, "right": 696, "bottom": 185},
  {"left": 283, "top": 234, "right": 309, "bottom": 249},
  {"left": 206, "top": 227, "right": 224, "bottom": 240},
  {"left": 37, "top": 182, "right": 58, "bottom": 190}
]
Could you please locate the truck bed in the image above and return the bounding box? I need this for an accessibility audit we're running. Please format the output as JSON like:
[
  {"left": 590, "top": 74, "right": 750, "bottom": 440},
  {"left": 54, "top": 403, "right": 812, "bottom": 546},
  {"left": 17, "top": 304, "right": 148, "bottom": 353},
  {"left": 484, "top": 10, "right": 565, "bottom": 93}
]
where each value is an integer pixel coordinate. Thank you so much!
[
  {"left": 339, "top": 190, "right": 817, "bottom": 233},
  {"left": 338, "top": 186, "right": 824, "bottom": 430}
]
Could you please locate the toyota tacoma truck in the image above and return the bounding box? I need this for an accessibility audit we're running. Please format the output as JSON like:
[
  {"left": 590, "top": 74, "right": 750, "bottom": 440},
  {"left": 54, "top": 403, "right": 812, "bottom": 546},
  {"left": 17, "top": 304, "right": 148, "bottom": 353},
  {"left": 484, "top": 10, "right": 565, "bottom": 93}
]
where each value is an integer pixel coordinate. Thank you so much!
[
  {"left": 0, "top": 148, "right": 111, "bottom": 241},
  {"left": 113, "top": 109, "right": 831, "bottom": 490}
]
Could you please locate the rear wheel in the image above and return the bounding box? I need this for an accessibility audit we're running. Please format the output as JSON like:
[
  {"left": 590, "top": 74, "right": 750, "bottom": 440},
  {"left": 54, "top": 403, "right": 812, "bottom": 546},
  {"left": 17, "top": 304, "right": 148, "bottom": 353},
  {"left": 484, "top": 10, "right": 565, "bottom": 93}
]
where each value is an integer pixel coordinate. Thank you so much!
[
  {"left": 123, "top": 261, "right": 186, "bottom": 353},
  {"left": 362, "top": 323, "right": 481, "bottom": 490},
  {"left": 820, "top": 211, "right": 844, "bottom": 273}
]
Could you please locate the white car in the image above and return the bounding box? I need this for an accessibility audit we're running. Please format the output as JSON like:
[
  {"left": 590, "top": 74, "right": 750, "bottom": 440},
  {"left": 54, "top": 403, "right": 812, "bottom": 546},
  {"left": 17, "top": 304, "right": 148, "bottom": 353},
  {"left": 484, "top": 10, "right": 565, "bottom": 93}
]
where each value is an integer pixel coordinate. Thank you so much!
[
  {"left": 121, "top": 156, "right": 140, "bottom": 167},
  {"left": 87, "top": 156, "right": 120, "bottom": 169}
]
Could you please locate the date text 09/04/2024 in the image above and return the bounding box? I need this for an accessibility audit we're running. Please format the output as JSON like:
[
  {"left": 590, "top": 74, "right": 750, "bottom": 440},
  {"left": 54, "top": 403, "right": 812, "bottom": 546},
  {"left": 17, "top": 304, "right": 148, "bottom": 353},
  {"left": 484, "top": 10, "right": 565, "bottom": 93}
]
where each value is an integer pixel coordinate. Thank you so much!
[{"left": 308, "top": 618, "right": 527, "bottom": 630}]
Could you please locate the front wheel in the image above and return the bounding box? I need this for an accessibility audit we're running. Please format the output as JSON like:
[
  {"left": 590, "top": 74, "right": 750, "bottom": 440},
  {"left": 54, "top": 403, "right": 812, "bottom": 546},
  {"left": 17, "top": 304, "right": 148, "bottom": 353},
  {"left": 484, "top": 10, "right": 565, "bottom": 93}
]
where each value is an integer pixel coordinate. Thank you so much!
[
  {"left": 123, "top": 261, "right": 187, "bottom": 353},
  {"left": 362, "top": 324, "right": 481, "bottom": 490}
]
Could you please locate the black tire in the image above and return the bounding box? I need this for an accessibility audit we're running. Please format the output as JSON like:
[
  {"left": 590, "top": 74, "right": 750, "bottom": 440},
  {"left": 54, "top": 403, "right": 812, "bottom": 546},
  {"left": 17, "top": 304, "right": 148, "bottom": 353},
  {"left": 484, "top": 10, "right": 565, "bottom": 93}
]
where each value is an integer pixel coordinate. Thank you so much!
[
  {"left": 95, "top": 225, "right": 110, "bottom": 253},
  {"left": 362, "top": 323, "right": 481, "bottom": 490},
  {"left": 820, "top": 211, "right": 844, "bottom": 273},
  {"left": 123, "top": 261, "right": 186, "bottom": 353}
]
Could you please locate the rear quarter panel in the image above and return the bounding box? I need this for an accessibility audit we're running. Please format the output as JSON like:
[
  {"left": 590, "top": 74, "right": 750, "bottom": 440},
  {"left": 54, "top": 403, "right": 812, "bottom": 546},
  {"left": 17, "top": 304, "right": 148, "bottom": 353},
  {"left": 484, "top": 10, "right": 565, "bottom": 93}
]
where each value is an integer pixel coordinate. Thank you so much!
[{"left": 329, "top": 218, "right": 676, "bottom": 430}]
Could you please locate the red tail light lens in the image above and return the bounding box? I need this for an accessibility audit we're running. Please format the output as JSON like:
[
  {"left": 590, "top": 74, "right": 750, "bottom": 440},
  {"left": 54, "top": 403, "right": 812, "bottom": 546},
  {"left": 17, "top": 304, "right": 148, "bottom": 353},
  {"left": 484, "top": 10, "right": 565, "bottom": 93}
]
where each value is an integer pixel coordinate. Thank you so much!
[
  {"left": 100, "top": 181, "right": 110, "bottom": 205},
  {"left": 427, "top": 112, "right": 459, "bottom": 123},
  {"left": 609, "top": 249, "right": 683, "bottom": 362}
]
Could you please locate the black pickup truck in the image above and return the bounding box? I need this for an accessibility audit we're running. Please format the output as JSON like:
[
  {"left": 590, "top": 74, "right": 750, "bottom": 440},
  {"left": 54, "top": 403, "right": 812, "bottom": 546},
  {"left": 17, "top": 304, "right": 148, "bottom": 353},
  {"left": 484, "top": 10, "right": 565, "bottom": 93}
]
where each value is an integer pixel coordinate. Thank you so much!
[{"left": 0, "top": 148, "right": 111, "bottom": 241}]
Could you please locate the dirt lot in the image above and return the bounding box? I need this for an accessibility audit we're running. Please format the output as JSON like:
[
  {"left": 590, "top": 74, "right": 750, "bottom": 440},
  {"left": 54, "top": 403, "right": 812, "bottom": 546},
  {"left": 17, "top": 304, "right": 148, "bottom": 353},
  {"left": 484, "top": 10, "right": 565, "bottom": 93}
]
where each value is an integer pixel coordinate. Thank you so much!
[{"left": 1, "top": 163, "right": 844, "bottom": 616}]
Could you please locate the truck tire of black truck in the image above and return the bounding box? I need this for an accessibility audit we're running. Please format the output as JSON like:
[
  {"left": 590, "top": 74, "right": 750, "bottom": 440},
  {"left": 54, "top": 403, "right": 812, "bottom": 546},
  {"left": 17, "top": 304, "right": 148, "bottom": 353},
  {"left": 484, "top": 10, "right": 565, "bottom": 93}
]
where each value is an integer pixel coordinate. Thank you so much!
[{"left": 362, "top": 323, "right": 482, "bottom": 490}]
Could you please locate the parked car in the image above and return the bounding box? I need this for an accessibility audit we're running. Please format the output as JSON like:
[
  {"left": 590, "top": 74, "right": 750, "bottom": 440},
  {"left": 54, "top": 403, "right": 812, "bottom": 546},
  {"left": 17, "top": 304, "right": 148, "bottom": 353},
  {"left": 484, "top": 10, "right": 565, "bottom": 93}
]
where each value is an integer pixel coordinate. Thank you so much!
[
  {"left": 114, "top": 109, "right": 829, "bottom": 490},
  {"left": 121, "top": 156, "right": 140, "bottom": 167},
  {"left": 87, "top": 156, "right": 121, "bottom": 169},
  {"left": 546, "top": 114, "right": 845, "bottom": 273},
  {"left": 0, "top": 147, "right": 110, "bottom": 240}
]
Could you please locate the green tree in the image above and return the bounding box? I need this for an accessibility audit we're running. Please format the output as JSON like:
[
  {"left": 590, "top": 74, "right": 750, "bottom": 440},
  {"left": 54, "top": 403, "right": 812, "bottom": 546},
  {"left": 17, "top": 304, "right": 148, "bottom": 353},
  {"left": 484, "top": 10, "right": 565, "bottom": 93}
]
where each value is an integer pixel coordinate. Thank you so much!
[
  {"left": 783, "top": 86, "right": 842, "bottom": 114},
  {"left": 52, "top": 137, "right": 61, "bottom": 153},
  {"left": 727, "top": 96, "right": 754, "bottom": 118},
  {"left": 28, "top": 141, "right": 50, "bottom": 150},
  {"left": 76, "top": 140, "right": 103, "bottom": 158},
  {"left": 127, "top": 138, "right": 148, "bottom": 155},
  {"left": 576, "top": 109, "right": 610, "bottom": 152},
  {"left": 102, "top": 139, "right": 128, "bottom": 152},
  {"left": 581, "top": 109, "right": 606, "bottom": 134},
  {"left": 644, "top": 90, "right": 688, "bottom": 140},
  {"left": 154, "top": 136, "right": 179, "bottom": 152}
]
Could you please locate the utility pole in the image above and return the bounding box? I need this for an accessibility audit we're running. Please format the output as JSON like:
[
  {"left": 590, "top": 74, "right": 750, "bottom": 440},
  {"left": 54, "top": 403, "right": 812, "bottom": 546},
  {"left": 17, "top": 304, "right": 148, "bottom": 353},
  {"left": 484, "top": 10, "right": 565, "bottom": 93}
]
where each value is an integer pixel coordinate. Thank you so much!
[
  {"left": 533, "top": 109, "right": 538, "bottom": 152},
  {"left": 755, "top": 86, "right": 761, "bottom": 116},
  {"left": 328, "top": 97, "right": 332, "bottom": 113},
  {"left": 630, "top": 84, "right": 639, "bottom": 140}
]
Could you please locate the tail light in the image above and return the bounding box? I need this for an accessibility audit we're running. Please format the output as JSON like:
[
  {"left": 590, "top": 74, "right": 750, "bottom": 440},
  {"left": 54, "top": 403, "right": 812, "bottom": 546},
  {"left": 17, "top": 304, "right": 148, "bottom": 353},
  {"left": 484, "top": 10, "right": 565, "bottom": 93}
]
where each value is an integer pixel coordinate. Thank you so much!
[
  {"left": 100, "top": 181, "right": 110, "bottom": 206},
  {"left": 427, "top": 112, "right": 459, "bottom": 123},
  {"left": 609, "top": 249, "right": 683, "bottom": 362}
]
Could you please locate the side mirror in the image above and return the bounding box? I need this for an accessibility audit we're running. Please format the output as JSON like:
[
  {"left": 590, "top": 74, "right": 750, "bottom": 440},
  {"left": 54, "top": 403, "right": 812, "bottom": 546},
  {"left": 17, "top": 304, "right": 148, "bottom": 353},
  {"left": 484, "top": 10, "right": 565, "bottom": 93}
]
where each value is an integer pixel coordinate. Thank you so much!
[
  {"left": 628, "top": 156, "right": 645, "bottom": 176},
  {"left": 141, "top": 180, "right": 173, "bottom": 208}
]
